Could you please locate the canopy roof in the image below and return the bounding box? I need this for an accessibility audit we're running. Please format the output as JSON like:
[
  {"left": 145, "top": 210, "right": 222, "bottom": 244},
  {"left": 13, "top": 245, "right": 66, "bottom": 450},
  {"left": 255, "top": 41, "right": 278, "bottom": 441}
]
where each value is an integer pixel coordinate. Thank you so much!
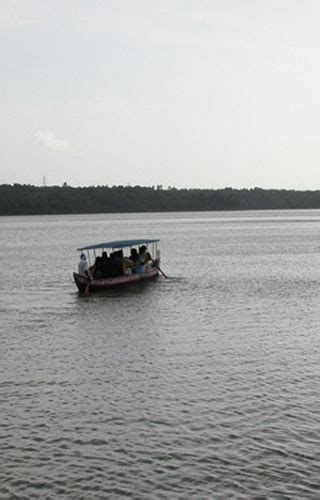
[{"left": 77, "top": 238, "right": 159, "bottom": 252}]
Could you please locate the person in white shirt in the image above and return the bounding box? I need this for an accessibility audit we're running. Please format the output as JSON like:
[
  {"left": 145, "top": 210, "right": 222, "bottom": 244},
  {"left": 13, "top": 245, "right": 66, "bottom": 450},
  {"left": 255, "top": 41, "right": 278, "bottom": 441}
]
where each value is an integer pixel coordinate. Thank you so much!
[{"left": 78, "top": 253, "right": 92, "bottom": 280}]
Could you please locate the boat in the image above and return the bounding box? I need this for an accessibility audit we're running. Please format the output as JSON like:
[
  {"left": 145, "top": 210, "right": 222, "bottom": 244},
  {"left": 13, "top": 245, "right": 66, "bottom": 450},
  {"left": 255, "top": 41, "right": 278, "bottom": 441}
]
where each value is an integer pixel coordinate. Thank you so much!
[{"left": 73, "top": 238, "right": 161, "bottom": 293}]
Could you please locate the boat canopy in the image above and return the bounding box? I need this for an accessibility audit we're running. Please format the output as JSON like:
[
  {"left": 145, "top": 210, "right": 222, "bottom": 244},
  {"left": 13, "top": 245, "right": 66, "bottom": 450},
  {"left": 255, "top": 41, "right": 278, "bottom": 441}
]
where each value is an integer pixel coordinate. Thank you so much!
[{"left": 77, "top": 238, "right": 160, "bottom": 252}]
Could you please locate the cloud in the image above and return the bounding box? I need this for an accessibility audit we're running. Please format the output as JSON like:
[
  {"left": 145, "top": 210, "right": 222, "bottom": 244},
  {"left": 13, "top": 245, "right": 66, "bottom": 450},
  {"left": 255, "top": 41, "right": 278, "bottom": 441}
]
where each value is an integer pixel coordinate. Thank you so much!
[
  {"left": 34, "top": 130, "right": 74, "bottom": 152},
  {"left": 0, "top": 0, "right": 41, "bottom": 30}
]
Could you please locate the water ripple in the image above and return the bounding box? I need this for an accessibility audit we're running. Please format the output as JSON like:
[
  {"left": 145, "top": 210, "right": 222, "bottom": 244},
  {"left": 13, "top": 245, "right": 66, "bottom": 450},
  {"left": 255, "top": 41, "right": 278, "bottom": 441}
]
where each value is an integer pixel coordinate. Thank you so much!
[{"left": 2, "top": 212, "right": 320, "bottom": 497}]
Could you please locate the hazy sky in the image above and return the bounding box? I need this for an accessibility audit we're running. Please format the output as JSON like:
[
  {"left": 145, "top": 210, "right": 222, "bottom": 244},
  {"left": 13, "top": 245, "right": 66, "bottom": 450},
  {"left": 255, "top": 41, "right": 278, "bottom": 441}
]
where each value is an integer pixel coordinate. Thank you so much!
[{"left": 2, "top": 0, "right": 320, "bottom": 189}]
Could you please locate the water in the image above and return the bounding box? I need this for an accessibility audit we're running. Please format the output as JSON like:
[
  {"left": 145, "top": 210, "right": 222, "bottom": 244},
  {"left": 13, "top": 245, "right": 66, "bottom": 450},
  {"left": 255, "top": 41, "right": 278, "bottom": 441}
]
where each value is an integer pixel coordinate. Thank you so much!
[{"left": 1, "top": 210, "right": 320, "bottom": 499}]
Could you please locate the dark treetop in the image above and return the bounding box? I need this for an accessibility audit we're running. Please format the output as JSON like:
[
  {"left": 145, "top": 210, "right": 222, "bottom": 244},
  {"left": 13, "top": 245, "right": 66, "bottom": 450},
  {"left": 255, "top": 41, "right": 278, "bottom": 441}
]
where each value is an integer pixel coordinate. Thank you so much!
[{"left": 1, "top": 183, "right": 320, "bottom": 215}]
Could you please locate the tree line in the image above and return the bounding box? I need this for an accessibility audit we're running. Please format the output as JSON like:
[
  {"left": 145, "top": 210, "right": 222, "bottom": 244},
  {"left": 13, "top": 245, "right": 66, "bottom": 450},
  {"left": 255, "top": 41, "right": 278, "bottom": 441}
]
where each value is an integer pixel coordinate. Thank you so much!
[{"left": 1, "top": 183, "right": 320, "bottom": 215}]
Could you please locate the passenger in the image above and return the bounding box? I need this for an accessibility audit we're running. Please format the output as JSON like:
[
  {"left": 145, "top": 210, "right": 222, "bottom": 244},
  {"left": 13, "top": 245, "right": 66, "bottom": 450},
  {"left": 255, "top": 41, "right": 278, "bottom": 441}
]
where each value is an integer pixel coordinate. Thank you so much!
[
  {"left": 123, "top": 256, "right": 133, "bottom": 274},
  {"left": 107, "top": 252, "right": 116, "bottom": 277},
  {"left": 114, "top": 250, "right": 124, "bottom": 276},
  {"left": 100, "top": 251, "right": 109, "bottom": 278},
  {"left": 78, "top": 253, "right": 92, "bottom": 280},
  {"left": 139, "top": 245, "right": 151, "bottom": 265},
  {"left": 99, "top": 253, "right": 113, "bottom": 278},
  {"left": 129, "top": 248, "right": 140, "bottom": 267},
  {"left": 107, "top": 252, "right": 122, "bottom": 277},
  {"left": 93, "top": 256, "right": 103, "bottom": 279}
]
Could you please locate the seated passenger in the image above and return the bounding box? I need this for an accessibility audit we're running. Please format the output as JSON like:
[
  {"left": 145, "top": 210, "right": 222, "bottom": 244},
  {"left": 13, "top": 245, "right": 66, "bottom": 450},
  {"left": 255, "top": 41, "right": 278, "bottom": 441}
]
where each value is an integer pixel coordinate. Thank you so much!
[
  {"left": 100, "top": 251, "right": 109, "bottom": 278},
  {"left": 114, "top": 250, "right": 124, "bottom": 276},
  {"left": 129, "top": 248, "right": 139, "bottom": 267},
  {"left": 107, "top": 251, "right": 123, "bottom": 277},
  {"left": 107, "top": 252, "right": 116, "bottom": 277},
  {"left": 93, "top": 256, "right": 103, "bottom": 279},
  {"left": 138, "top": 245, "right": 152, "bottom": 265},
  {"left": 123, "top": 257, "right": 133, "bottom": 274},
  {"left": 100, "top": 255, "right": 113, "bottom": 278}
]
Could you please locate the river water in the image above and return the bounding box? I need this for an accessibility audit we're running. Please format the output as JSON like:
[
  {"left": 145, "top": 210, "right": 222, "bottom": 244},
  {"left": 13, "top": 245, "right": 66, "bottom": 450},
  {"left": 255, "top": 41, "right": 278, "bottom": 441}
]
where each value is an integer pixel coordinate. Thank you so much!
[{"left": 1, "top": 210, "right": 320, "bottom": 499}]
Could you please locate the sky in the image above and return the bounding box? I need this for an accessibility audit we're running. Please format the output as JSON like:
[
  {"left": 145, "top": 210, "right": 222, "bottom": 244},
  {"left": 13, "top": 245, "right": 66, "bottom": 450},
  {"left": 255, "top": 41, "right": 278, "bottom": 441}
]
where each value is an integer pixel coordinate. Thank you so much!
[{"left": 2, "top": 0, "right": 320, "bottom": 189}]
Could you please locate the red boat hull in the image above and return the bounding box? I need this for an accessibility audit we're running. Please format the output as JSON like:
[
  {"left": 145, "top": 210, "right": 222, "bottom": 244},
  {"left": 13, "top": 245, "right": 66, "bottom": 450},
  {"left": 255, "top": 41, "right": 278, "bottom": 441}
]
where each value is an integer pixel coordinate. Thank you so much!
[{"left": 73, "top": 267, "right": 159, "bottom": 293}]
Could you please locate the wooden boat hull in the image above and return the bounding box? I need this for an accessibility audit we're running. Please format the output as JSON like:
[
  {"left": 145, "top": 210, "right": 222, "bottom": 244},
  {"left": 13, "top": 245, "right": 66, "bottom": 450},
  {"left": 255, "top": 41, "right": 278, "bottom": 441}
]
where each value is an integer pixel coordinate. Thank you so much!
[{"left": 73, "top": 266, "right": 159, "bottom": 293}]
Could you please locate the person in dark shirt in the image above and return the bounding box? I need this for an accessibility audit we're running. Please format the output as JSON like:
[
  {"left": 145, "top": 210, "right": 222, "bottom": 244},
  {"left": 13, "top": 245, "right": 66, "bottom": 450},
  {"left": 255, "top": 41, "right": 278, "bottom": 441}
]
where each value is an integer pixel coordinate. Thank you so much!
[
  {"left": 113, "top": 250, "right": 124, "bottom": 276},
  {"left": 93, "top": 256, "right": 103, "bottom": 278}
]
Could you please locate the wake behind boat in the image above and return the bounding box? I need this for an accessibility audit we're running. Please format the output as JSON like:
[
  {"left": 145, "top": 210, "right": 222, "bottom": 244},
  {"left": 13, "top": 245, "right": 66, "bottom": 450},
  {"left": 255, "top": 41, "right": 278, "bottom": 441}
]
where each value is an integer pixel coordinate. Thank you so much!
[{"left": 73, "top": 238, "right": 161, "bottom": 293}]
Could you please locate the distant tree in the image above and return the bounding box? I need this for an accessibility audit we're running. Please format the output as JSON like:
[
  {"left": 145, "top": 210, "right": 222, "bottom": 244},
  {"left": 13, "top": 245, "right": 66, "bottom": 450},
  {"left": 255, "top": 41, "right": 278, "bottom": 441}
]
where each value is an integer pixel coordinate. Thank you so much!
[{"left": 1, "top": 183, "right": 320, "bottom": 215}]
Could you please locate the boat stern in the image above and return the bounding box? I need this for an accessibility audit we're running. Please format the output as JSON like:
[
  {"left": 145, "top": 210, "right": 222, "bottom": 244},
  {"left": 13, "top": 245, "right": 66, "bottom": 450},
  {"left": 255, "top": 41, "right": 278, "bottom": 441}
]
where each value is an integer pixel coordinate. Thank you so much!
[{"left": 73, "top": 272, "right": 89, "bottom": 293}]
